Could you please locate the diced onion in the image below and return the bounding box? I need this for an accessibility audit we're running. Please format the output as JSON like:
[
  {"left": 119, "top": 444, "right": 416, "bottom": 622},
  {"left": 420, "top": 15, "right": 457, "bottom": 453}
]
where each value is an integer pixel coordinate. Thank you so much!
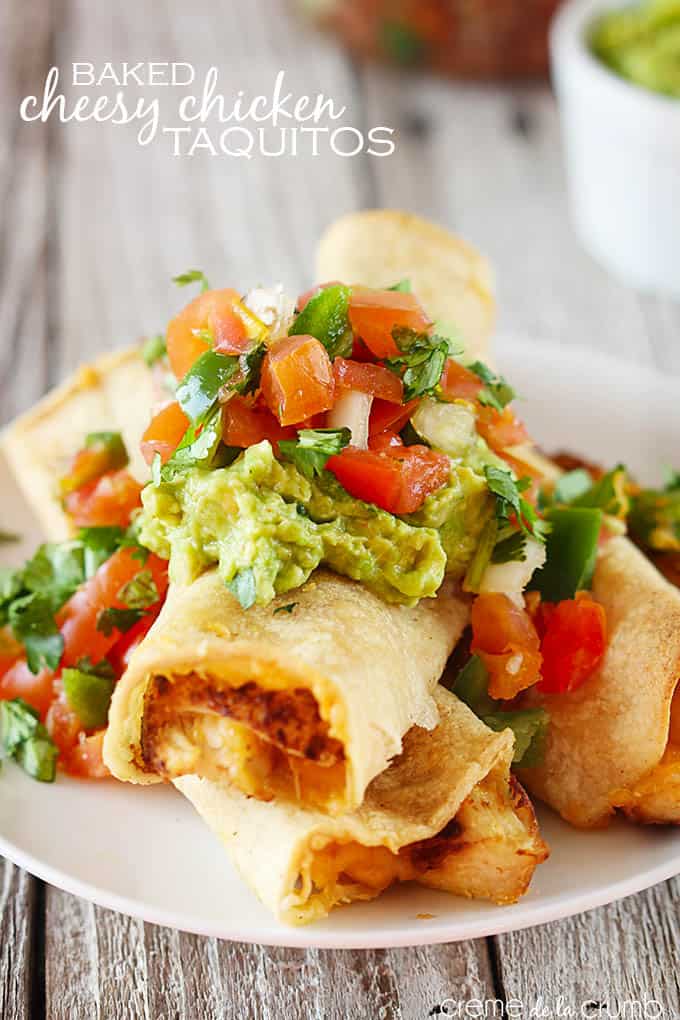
[
  {"left": 327, "top": 390, "right": 373, "bottom": 449},
  {"left": 478, "top": 537, "right": 546, "bottom": 600},
  {"left": 244, "top": 284, "right": 295, "bottom": 340}
]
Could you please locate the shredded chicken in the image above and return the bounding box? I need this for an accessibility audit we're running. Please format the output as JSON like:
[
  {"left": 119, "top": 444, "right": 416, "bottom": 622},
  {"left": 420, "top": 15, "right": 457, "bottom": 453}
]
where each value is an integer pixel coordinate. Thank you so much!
[{"left": 140, "top": 673, "right": 346, "bottom": 805}]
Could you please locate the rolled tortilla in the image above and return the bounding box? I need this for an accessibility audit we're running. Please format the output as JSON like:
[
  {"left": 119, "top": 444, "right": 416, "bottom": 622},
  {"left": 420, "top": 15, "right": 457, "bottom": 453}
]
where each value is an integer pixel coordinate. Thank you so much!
[
  {"left": 176, "top": 687, "right": 548, "bottom": 925},
  {"left": 519, "top": 537, "right": 680, "bottom": 827},
  {"left": 2, "top": 347, "right": 154, "bottom": 541},
  {"left": 316, "top": 209, "right": 495, "bottom": 361},
  {"left": 105, "top": 569, "right": 469, "bottom": 814}
]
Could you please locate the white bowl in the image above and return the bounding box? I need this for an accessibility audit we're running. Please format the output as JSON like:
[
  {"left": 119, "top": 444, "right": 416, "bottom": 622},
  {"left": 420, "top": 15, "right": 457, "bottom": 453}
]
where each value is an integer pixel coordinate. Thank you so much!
[{"left": 551, "top": 0, "right": 680, "bottom": 298}]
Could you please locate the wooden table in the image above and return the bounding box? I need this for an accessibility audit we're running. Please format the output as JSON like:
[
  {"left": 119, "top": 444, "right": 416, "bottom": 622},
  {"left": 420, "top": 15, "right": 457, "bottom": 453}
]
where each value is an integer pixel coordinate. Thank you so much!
[{"left": 1, "top": 2, "right": 679, "bottom": 1017}]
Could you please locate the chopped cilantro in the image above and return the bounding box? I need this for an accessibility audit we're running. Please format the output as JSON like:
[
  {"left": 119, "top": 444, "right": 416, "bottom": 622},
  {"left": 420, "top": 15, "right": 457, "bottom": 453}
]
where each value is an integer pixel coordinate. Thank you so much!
[
  {"left": 0, "top": 698, "right": 58, "bottom": 781},
  {"left": 227, "top": 568, "right": 257, "bottom": 610},
  {"left": 385, "top": 328, "right": 461, "bottom": 402},
  {"left": 484, "top": 466, "right": 548, "bottom": 543},
  {"left": 289, "top": 285, "right": 353, "bottom": 360},
  {"left": 141, "top": 333, "right": 167, "bottom": 367},
  {"left": 491, "top": 529, "right": 529, "bottom": 565},
  {"left": 388, "top": 279, "right": 411, "bottom": 293},
  {"left": 117, "top": 570, "right": 159, "bottom": 610},
  {"left": 468, "top": 361, "right": 516, "bottom": 413},
  {"left": 96, "top": 607, "right": 146, "bottom": 637},
  {"left": 74, "top": 656, "right": 115, "bottom": 679},
  {"left": 8, "top": 594, "right": 64, "bottom": 674},
  {"left": 273, "top": 603, "right": 298, "bottom": 615},
  {"left": 173, "top": 269, "right": 210, "bottom": 292},
  {"left": 278, "top": 428, "right": 351, "bottom": 480}
]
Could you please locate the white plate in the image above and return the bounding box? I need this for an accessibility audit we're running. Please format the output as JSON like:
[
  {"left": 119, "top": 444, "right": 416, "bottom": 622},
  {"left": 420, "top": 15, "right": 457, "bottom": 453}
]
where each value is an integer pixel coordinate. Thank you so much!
[{"left": 1, "top": 337, "right": 679, "bottom": 949}]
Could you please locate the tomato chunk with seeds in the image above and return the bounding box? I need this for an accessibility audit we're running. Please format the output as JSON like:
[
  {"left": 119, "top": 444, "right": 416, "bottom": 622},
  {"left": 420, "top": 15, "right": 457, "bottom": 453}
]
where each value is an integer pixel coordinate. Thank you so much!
[
  {"left": 537, "top": 593, "right": 607, "bottom": 695},
  {"left": 63, "top": 730, "right": 109, "bottom": 779},
  {"left": 140, "top": 401, "right": 190, "bottom": 465},
  {"left": 260, "top": 335, "right": 335, "bottom": 426},
  {"left": 334, "top": 358, "right": 403, "bottom": 403},
  {"left": 326, "top": 444, "right": 449, "bottom": 515},
  {"left": 439, "top": 359, "right": 483, "bottom": 402},
  {"left": 369, "top": 397, "right": 419, "bottom": 437},
  {"left": 471, "top": 592, "right": 543, "bottom": 701},
  {"left": 476, "top": 405, "right": 529, "bottom": 454},
  {"left": 64, "top": 469, "right": 143, "bottom": 528},
  {"left": 58, "top": 548, "right": 168, "bottom": 668},
  {"left": 348, "top": 289, "right": 430, "bottom": 359},
  {"left": 222, "top": 396, "right": 295, "bottom": 452},
  {"left": 0, "top": 659, "right": 54, "bottom": 717},
  {"left": 166, "top": 288, "right": 245, "bottom": 378}
]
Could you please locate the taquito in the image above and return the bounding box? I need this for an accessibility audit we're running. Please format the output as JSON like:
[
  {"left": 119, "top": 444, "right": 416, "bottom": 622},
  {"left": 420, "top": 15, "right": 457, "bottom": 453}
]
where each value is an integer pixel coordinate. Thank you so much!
[
  {"left": 105, "top": 569, "right": 469, "bottom": 813},
  {"left": 176, "top": 687, "right": 548, "bottom": 924},
  {"left": 519, "top": 536, "right": 680, "bottom": 827},
  {"left": 316, "top": 209, "right": 495, "bottom": 361},
  {"left": 3, "top": 347, "right": 153, "bottom": 541}
]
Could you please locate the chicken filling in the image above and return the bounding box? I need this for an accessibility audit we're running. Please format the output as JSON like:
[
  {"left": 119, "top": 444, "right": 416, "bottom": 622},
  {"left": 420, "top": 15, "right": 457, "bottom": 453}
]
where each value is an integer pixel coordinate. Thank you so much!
[
  {"left": 140, "top": 673, "right": 346, "bottom": 806},
  {"left": 288, "top": 772, "right": 547, "bottom": 921}
]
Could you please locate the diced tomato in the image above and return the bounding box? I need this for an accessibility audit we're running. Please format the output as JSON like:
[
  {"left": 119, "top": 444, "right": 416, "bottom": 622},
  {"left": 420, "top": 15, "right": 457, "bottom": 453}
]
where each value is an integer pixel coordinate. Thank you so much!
[
  {"left": 58, "top": 548, "right": 168, "bottom": 668},
  {"left": 327, "top": 443, "right": 449, "bottom": 515},
  {"left": 60, "top": 445, "right": 120, "bottom": 497},
  {"left": 471, "top": 593, "right": 543, "bottom": 701},
  {"left": 0, "top": 627, "right": 22, "bottom": 677},
  {"left": 45, "top": 694, "right": 81, "bottom": 755},
  {"left": 476, "top": 406, "right": 529, "bottom": 454},
  {"left": 439, "top": 359, "right": 483, "bottom": 403},
  {"left": 334, "top": 358, "right": 403, "bottom": 403},
  {"left": 369, "top": 430, "right": 403, "bottom": 451},
  {"left": 369, "top": 397, "right": 419, "bottom": 437},
  {"left": 348, "top": 288, "right": 430, "bottom": 359},
  {"left": 166, "top": 288, "right": 245, "bottom": 378},
  {"left": 260, "top": 335, "right": 335, "bottom": 426},
  {"left": 0, "top": 659, "right": 54, "bottom": 717},
  {"left": 537, "top": 593, "right": 607, "bottom": 695},
  {"left": 296, "top": 280, "right": 343, "bottom": 312},
  {"left": 107, "top": 609, "right": 160, "bottom": 678},
  {"left": 140, "top": 401, "right": 190, "bottom": 466},
  {"left": 64, "top": 469, "right": 143, "bottom": 528},
  {"left": 351, "top": 337, "right": 378, "bottom": 363},
  {"left": 62, "top": 730, "right": 109, "bottom": 779},
  {"left": 222, "top": 396, "right": 295, "bottom": 452}
]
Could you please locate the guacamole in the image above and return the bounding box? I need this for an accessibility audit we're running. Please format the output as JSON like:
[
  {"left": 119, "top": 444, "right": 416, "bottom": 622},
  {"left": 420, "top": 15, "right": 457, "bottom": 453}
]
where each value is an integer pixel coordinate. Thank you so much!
[
  {"left": 591, "top": 0, "right": 680, "bottom": 97},
  {"left": 138, "top": 440, "right": 492, "bottom": 607}
]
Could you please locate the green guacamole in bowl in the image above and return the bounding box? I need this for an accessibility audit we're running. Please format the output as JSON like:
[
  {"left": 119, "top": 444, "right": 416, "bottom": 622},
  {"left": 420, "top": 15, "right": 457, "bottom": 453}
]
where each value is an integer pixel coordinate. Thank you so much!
[{"left": 590, "top": 0, "right": 680, "bottom": 96}]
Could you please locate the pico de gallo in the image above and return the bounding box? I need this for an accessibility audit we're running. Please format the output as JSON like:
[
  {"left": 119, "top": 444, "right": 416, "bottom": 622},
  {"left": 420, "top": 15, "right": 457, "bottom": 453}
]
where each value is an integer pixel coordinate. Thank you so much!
[
  {"left": 0, "top": 274, "right": 627, "bottom": 780},
  {"left": 0, "top": 434, "right": 168, "bottom": 781},
  {"left": 133, "top": 273, "right": 618, "bottom": 768}
]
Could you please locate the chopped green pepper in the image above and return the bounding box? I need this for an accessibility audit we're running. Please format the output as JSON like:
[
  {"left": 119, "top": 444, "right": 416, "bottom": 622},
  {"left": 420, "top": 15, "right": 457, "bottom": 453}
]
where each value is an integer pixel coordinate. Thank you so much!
[
  {"left": 289, "top": 285, "right": 353, "bottom": 360},
  {"left": 531, "top": 507, "right": 602, "bottom": 602},
  {"left": 62, "top": 668, "right": 115, "bottom": 729}
]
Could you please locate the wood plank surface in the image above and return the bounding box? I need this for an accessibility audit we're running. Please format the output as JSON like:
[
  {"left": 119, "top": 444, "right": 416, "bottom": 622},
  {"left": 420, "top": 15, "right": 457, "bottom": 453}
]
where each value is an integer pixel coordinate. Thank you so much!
[
  {"left": 496, "top": 877, "right": 680, "bottom": 1017},
  {"left": 0, "top": 861, "right": 35, "bottom": 1020},
  {"left": 1, "top": 0, "right": 679, "bottom": 1017}
]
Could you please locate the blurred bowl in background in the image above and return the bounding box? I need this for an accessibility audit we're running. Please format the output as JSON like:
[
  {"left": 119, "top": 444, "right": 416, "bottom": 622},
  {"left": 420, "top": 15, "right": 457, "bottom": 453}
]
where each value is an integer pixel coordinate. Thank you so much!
[
  {"left": 552, "top": 0, "right": 680, "bottom": 299},
  {"left": 298, "top": 0, "right": 564, "bottom": 78}
]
